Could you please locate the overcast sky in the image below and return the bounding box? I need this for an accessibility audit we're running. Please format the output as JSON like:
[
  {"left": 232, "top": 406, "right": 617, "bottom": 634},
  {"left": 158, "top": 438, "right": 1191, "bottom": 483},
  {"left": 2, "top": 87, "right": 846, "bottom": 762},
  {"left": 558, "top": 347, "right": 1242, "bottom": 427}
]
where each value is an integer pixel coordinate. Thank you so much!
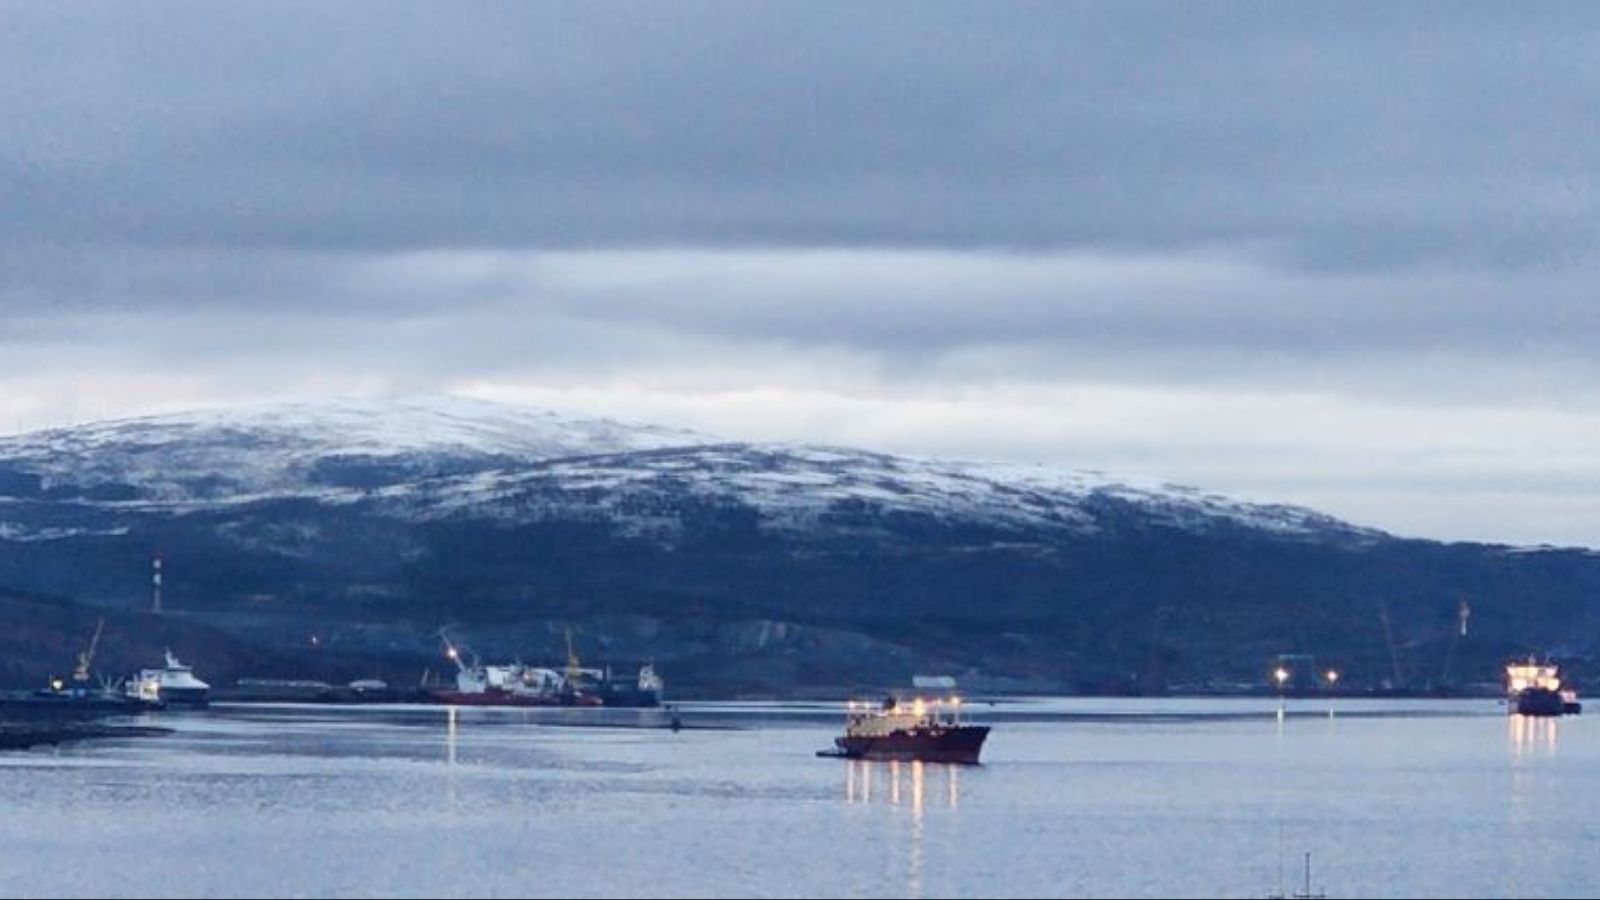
[{"left": 4, "top": 2, "right": 1600, "bottom": 546}]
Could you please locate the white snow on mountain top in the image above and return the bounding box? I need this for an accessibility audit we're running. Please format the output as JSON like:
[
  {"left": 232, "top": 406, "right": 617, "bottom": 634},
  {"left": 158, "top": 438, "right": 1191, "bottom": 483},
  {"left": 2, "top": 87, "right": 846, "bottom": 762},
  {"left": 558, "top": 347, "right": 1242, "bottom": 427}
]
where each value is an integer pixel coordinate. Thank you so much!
[
  {"left": 0, "top": 395, "right": 713, "bottom": 501},
  {"left": 0, "top": 397, "right": 1379, "bottom": 544}
]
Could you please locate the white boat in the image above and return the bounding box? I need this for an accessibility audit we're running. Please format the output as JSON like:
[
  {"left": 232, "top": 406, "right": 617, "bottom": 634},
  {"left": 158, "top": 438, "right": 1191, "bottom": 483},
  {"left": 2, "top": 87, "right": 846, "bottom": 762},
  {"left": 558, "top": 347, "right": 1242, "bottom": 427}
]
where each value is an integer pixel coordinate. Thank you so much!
[{"left": 125, "top": 650, "right": 210, "bottom": 707}]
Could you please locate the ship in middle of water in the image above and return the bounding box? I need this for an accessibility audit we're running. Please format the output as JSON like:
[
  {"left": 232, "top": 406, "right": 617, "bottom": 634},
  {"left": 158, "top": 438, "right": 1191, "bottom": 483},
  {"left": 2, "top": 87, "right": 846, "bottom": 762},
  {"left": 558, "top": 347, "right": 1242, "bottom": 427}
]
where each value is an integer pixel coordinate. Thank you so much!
[
  {"left": 1505, "top": 657, "right": 1582, "bottom": 717},
  {"left": 817, "top": 693, "right": 990, "bottom": 764},
  {"left": 427, "top": 633, "right": 664, "bottom": 708}
]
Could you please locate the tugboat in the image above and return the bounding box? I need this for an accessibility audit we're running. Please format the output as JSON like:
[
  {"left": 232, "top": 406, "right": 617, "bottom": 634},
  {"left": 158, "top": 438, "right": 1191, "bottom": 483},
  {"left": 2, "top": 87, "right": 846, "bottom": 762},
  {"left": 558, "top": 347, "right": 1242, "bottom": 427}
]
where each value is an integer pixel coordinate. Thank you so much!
[
  {"left": 1505, "top": 658, "right": 1581, "bottom": 717},
  {"left": 817, "top": 695, "right": 990, "bottom": 764},
  {"left": 125, "top": 651, "right": 210, "bottom": 707},
  {"left": 594, "top": 664, "right": 666, "bottom": 708}
]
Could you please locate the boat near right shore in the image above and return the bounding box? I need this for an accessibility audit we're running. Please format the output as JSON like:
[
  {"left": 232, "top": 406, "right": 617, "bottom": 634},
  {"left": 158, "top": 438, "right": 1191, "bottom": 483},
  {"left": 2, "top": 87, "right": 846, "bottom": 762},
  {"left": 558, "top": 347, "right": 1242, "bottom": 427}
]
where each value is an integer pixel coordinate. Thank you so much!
[{"left": 1505, "top": 658, "right": 1582, "bottom": 717}]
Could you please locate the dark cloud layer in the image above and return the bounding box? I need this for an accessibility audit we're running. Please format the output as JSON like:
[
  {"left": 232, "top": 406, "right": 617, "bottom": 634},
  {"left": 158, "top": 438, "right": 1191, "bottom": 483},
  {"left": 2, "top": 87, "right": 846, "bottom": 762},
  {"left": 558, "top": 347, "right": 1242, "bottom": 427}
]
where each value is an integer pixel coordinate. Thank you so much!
[{"left": 4, "top": 2, "right": 1598, "bottom": 265}]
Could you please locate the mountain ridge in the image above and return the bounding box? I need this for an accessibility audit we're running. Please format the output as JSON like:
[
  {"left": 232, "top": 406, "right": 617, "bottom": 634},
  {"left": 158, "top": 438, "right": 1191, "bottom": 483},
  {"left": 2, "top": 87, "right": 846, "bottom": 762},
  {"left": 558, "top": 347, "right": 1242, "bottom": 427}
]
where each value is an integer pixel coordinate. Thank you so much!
[{"left": 0, "top": 395, "right": 1594, "bottom": 695}]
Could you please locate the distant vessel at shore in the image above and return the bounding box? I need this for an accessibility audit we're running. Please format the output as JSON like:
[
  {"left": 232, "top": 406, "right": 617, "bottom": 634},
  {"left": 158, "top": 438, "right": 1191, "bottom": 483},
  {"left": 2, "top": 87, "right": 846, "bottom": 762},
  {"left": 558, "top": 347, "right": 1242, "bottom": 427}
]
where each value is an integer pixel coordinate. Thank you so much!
[
  {"left": 426, "top": 634, "right": 663, "bottom": 708},
  {"left": 126, "top": 651, "right": 210, "bottom": 707},
  {"left": 817, "top": 695, "right": 989, "bottom": 765},
  {"left": 0, "top": 620, "right": 160, "bottom": 719},
  {"left": 0, "top": 678, "right": 157, "bottom": 719},
  {"left": 1505, "top": 658, "right": 1581, "bottom": 717}
]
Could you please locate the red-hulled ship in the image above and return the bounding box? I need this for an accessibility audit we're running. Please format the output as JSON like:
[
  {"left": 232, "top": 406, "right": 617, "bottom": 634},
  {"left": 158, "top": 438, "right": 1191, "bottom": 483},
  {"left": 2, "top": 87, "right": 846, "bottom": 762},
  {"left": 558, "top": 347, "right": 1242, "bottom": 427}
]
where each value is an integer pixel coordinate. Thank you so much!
[
  {"left": 817, "top": 695, "right": 990, "bottom": 765},
  {"left": 426, "top": 633, "right": 662, "bottom": 708},
  {"left": 428, "top": 639, "right": 602, "bottom": 707}
]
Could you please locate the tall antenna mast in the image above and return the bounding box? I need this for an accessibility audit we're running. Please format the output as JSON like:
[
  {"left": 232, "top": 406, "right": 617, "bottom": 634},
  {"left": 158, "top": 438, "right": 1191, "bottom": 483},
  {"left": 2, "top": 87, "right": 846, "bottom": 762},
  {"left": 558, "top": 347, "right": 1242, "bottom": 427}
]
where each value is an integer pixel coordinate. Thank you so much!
[{"left": 152, "top": 556, "right": 163, "bottom": 615}]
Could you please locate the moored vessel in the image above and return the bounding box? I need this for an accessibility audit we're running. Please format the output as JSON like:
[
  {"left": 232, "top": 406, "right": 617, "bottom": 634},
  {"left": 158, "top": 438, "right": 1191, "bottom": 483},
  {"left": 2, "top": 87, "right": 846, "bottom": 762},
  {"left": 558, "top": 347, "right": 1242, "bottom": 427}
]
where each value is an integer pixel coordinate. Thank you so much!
[
  {"left": 125, "top": 651, "right": 210, "bottom": 707},
  {"left": 429, "top": 657, "right": 594, "bottom": 707},
  {"left": 817, "top": 695, "right": 989, "bottom": 764},
  {"left": 596, "top": 664, "right": 665, "bottom": 708},
  {"left": 0, "top": 620, "right": 161, "bottom": 719},
  {"left": 426, "top": 634, "right": 662, "bottom": 708}
]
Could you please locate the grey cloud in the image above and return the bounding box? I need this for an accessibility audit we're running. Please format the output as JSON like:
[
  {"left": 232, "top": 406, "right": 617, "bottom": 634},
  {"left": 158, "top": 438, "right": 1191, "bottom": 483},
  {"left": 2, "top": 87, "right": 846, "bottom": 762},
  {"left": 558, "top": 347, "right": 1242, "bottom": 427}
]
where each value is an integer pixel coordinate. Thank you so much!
[
  {"left": 4, "top": 2, "right": 1600, "bottom": 270},
  {"left": 8, "top": 247, "right": 1600, "bottom": 410}
]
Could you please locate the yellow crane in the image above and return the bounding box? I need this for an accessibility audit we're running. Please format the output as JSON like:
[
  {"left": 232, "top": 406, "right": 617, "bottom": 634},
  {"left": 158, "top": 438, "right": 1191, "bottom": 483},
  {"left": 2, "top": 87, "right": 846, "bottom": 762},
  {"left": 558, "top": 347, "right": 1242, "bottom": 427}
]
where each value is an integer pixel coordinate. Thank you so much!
[
  {"left": 565, "top": 627, "right": 583, "bottom": 685},
  {"left": 73, "top": 618, "right": 105, "bottom": 685}
]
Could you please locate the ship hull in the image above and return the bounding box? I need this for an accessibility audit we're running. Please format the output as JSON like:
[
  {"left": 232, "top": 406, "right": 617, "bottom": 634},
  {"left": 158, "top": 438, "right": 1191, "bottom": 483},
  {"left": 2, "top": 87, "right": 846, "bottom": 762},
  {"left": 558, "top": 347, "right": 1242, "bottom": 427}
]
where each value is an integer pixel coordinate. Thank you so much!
[
  {"left": 824, "top": 725, "right": 991, "bottom": 765},
  {"left": 597, "top": 686, "right": 663, "bottom": 708},
  {"left": 0, "top": 693, "right": 159, "bottom": 721},
  {"left": 158, "top": 688, "right": 209, "bottom": 708},
  {"left": 428, "top": 689, "right": 602, "bottom": 708},
  {"left": 1510, "top": 688, "right": 1567, "bottom": 717}
]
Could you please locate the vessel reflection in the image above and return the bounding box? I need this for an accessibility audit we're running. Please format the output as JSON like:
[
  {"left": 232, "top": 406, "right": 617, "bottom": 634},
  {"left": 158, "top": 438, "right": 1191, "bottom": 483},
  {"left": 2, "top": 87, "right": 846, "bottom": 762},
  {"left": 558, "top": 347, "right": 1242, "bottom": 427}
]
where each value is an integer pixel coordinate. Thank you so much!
[
  {"left": 1509, "top": 713, "right": 1559, "bottom": 758},
  {"left": 844, "top": 759, "right": 955, "bottom": 899},
  {"left": 845, "top": 758, "right": 962, "bottom": 810}
]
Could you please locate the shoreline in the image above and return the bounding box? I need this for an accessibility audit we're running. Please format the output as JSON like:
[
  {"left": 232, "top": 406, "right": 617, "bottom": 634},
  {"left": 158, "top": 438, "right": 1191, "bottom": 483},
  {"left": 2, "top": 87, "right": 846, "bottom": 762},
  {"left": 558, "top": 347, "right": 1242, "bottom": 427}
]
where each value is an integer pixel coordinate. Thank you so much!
[{"left": 0, "top": 722, "right": 172, "bottom": 751}]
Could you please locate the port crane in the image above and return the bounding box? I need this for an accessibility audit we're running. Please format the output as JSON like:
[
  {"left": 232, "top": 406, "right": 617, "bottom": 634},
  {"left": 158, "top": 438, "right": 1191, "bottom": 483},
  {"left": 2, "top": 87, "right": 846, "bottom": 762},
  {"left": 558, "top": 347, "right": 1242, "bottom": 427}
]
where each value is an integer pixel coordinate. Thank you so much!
[
  {"left": 72, "top": 618, "right": 105, "bottom": 685},
  {"left": 564, "top": 627, "right": 606, "bottom": 686},
  {"left": 566, "top": 628, "right": 581, "bottom": 683},
  {"left": 1377, "top": 602, "right": 1405, "bottom": 689}
]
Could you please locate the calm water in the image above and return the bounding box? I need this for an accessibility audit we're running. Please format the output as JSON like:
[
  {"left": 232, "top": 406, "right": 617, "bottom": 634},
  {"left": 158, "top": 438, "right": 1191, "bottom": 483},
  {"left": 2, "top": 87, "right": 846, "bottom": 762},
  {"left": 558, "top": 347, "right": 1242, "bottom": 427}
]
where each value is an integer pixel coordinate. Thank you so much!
[{"left": 0, "top": 698, "right": 1595, "bottom": 899}]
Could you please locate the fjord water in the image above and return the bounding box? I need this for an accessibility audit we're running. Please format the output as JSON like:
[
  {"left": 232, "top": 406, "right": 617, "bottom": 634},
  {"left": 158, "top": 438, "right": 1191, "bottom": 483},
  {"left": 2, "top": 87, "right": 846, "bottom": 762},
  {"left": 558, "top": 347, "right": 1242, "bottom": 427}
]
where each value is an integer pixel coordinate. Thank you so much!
[{"left": 0, "top": 699, "right": 1593, "bottom": 899}]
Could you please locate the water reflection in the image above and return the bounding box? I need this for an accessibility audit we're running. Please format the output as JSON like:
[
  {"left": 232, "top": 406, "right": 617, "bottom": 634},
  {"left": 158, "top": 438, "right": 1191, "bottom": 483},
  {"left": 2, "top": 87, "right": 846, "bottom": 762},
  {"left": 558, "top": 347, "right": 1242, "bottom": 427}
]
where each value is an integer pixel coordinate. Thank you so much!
[
  {"left": 845, "top": 759, "right": 962, "bottom": 810},
  {"left": 1508, "top": 714, "right": 1560, "bottom": 758},
  {"left": 906, "top": 762, "right": 923, "bottom": 899},
  {"left": 842, "top": 760, "right": 957, "bottom": 900}
]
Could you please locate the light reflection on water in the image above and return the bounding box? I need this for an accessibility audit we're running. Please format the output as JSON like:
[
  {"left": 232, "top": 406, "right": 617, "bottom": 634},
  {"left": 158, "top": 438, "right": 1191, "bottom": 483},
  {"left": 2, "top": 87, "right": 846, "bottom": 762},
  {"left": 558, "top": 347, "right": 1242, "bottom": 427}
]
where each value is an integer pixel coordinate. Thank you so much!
[
  {"left": 0, "top": 699, "right": 1596, "bottom": 899},
  {"left": 844, "top": 759, "right": 960, "bottom": 812},
  {"left": 840, "top": 758, "right": 964, "bottom": 899},
  {"left": 1508, "top": 714, "right": 1560, "bottom": 758}
]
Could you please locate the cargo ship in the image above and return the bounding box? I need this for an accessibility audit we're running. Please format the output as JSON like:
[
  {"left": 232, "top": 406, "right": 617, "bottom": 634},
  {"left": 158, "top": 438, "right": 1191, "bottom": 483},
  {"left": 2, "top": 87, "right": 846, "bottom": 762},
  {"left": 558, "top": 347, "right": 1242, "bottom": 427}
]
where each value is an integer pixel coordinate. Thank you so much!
[
  {"left": 817, "top": 695, "right": 989, "bottom": 764},
  {"left": 1505, "top": 658, "right": 1581, "bottom": 717},
  {"left": 426, "top": 635, "right": 662, "bottom": 708}
]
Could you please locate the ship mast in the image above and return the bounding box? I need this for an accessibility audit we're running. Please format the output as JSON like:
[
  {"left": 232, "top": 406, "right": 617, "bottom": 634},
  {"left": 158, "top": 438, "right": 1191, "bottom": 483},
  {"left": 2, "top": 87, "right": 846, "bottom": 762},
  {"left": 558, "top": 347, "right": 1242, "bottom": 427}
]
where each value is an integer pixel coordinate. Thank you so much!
[{"left": 151, "top": 556, "right": 163, "bottom": 615}]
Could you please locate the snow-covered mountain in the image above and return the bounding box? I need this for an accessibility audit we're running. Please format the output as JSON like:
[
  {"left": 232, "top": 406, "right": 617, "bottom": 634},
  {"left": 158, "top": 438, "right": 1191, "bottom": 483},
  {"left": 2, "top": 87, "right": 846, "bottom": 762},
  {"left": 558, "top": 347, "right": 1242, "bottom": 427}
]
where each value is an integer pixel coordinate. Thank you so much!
[
  {"left": 0, "top": 395, "right": 711, "bottom": 505},
  {"left": 2, "top": 396, "right": 1595, "bottom": 695},
  {"left": 374, "top": 442, "right": 1381, "bottom": 546},
  {"left": 0, "top": 395, "right": 1375, "bottom": 546}
]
